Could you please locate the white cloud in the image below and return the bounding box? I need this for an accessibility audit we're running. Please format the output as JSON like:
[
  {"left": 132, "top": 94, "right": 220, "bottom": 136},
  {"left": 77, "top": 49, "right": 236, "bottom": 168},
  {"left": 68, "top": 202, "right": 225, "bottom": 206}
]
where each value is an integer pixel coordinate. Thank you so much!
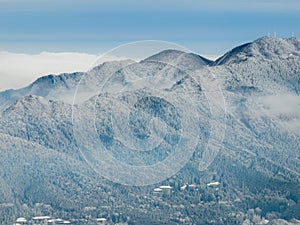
[
  {"left": 0, "top": 51, "right": 99, "bottom": 91},
  {"left": 257, "top": 94, "right": 300, "bottom": 133},
  {"left": 0, "top": 49, "right": 219, "bottom": 92}
]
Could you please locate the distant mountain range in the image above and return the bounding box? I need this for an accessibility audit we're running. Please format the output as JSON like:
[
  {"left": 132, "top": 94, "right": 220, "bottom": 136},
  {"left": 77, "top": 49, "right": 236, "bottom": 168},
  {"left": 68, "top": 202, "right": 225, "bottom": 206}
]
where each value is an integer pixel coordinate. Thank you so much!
[{"left": 0, "top": 37, "right": 299, "bottom": 225}]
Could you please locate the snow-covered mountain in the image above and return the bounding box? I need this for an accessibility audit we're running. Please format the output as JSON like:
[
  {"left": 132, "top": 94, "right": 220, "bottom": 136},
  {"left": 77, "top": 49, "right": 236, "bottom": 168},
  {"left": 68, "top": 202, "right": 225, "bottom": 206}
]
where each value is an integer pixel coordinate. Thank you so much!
[
  {"left": 0, "top": 59, "right": 135, "bottom": 112},
  {"left": 0, "top": 37, "right": 299, "bottom": 224},
  {"left": 214, "top": 37, "right": 300, "bottom": 93},
  {"left": 210, "top": 37, "right": 300, "bottom": 176}
]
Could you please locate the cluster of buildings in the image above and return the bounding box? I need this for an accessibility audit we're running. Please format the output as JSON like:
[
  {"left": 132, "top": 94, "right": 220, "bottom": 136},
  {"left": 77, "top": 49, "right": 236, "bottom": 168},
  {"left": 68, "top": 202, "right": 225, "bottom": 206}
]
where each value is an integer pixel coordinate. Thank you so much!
[
  {"left": 14, "top": 216, "right": 107, "bottom": 225},
  {"left": 153, "top": 181, "right": 221, "bottom": 195}
]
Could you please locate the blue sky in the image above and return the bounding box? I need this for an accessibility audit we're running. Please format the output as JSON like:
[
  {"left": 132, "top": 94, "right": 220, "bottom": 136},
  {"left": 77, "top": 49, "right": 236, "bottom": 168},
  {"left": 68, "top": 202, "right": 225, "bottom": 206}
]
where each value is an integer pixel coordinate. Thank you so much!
[{"left": 0, "top": 0, "right": 300, "bottom": 55}]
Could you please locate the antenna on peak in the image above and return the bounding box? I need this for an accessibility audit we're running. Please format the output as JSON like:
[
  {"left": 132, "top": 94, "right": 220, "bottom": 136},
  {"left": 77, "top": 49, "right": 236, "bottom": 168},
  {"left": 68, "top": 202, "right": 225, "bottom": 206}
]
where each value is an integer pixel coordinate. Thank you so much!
[{"left": 292, "top": 32, "right": 295, "bottom": 38}]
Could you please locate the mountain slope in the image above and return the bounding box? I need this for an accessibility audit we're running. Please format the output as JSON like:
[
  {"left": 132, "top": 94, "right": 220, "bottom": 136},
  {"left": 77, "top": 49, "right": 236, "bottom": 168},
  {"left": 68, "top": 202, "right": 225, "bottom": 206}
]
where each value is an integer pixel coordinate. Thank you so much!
[
  {"left": 0, "top": 37, "right": 299, "bottom": 224},
  {"left": 0, "top": 95, "right": 76, "bottom": 155},
  {"left": 214, "top": 37, "right": 300, "bottom": 93},
  {"left": 0, "top": 132, "right": 113, "bottom": 212},
  {"left": 0, "top": 59, "right": 135, "bottom": 112}
]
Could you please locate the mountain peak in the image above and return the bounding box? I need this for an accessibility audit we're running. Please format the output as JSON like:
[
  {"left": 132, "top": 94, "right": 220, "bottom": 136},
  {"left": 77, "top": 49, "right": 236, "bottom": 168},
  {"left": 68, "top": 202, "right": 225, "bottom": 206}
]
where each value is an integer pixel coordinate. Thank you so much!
[
  {"left": 143, "top": 49, "right": 186, "bottom": 60},
  {"left": 3, "top": 95, "right": 48, "bottom": 114},
  {"left": 215, "top": 36, "right": 300, "bottom": 65},
  {"left": 142, "top": 49, "right": 212, "bottom": 70}
]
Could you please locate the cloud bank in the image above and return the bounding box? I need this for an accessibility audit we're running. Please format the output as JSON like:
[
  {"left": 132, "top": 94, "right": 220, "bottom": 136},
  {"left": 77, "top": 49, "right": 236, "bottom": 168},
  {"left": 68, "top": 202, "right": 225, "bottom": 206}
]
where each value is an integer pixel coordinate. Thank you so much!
[
  {"left": 0, "top": 52, "right": 99, "bottom": 91},
  {"left": 257, "top": 94, "right": 300, "bottom": 133}
]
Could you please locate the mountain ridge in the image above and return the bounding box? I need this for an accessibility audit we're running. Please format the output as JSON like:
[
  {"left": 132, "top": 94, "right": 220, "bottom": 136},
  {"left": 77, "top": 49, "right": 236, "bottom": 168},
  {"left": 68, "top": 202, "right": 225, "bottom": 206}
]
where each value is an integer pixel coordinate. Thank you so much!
[
  {"left": 215, "top": 36, "right": 300, "bottom": 65},
  {"left": 0, "top": 37, "right": 299, "bottom": 224},
  {"left": 1, "top": 36, "right": 300, "bottom": 112}
]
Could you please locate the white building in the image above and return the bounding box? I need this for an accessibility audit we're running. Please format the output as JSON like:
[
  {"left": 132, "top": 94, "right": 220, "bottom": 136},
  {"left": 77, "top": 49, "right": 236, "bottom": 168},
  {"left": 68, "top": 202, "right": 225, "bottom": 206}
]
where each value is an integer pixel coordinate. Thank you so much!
[
  {"left": 96, "top": 218, "right": 107, "bottom": 224},
  {"left": 207, "top": 181, "right": 220, "bottom": 187},
  {"left": 159, "top": 185, "right": 172, "bottom": 195},
  {"left": 16, "top": 217, "right": 27, "bottom": 223}
]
